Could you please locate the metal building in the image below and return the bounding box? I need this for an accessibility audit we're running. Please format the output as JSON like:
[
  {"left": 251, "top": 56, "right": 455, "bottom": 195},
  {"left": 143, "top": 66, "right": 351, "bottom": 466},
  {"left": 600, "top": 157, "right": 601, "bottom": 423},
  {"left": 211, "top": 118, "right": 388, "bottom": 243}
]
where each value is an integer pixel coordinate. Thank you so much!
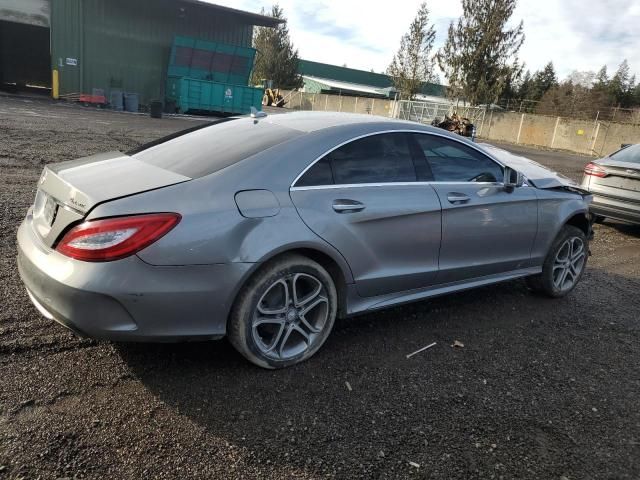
[
  {"left": 0, "top": 0, "right": 280, "bottom": 104},
  {"left": 298, "top": 59, "right": 447, "bottom": 99}
]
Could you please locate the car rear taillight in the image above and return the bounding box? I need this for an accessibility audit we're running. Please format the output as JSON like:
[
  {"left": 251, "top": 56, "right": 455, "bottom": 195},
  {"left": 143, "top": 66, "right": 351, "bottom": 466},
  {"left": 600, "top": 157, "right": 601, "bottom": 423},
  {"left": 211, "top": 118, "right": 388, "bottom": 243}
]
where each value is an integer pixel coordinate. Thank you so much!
[
  {"left": 584, "top": 162, "right": 607, "bottom": 177},
  {"left": 56, "top": 213, "right": 181, "bottom": 262}
]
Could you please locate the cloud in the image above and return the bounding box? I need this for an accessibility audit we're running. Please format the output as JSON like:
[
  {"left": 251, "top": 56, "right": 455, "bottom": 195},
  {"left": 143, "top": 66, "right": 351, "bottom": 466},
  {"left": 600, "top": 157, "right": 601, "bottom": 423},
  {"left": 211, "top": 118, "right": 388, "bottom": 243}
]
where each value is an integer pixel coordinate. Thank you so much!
[
  {"left": 208, "top": 0, "right": 639, "bottom": 79},
  {"left": 516, "top": 0, "right": 640, "bottom": 78}
]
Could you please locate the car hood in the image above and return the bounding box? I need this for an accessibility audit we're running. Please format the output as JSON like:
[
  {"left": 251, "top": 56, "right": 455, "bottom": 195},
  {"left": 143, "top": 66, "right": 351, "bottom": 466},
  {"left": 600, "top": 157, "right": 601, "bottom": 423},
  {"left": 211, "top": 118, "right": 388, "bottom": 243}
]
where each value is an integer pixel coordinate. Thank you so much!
[{"left": 479, "top": 143, "right": 579, "bottom": 189}]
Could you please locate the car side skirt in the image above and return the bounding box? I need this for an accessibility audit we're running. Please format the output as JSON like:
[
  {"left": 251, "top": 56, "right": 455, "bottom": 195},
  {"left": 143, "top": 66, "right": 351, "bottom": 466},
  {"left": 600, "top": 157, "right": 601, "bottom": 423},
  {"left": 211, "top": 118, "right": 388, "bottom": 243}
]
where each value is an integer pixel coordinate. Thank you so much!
[{"left": 345, "top": 266, "right": 542, "bottom": 315}]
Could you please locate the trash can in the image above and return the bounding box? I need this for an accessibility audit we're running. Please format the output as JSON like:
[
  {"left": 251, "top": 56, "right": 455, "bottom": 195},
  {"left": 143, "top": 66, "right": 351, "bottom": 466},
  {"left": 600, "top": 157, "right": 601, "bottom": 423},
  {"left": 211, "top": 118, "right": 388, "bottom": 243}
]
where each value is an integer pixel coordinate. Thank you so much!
[
  {"left": 124, "top": 93, "right": 139, "bottom": 113},
  {"left": 110, "top": 90, "right": 123, "bottom": 111},
  {"left": 150, "top": 101, "right": 163, "bottom": 119}
]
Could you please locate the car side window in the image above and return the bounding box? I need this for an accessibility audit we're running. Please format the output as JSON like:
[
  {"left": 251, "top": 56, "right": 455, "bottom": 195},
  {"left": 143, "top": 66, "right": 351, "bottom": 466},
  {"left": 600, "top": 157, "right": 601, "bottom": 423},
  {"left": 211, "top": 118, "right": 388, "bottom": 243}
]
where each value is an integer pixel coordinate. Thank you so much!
[
  {"left": 413, "top": 134, "right": 503, "bottom": 183},
  {"left": 295, "top": 133, "right": 417, "bottom": 187}
]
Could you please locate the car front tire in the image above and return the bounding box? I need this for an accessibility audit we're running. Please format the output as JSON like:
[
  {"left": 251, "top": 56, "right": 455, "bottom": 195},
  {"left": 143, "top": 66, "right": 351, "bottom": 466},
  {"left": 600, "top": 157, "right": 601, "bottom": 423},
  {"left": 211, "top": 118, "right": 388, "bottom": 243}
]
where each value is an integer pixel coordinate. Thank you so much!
[
  {"left": 526, "top": 225, "right": 588, "bottom": 298},
  {"left": 228, "top": 254, "right": 338, "bottom": 369}
]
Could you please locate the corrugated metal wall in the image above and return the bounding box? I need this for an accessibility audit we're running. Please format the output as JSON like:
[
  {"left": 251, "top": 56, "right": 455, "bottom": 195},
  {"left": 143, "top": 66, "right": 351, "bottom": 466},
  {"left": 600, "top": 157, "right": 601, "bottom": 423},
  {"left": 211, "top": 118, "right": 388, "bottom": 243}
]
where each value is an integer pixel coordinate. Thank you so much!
[{"left": 51, "top": 0, "right": 253, "bottom": 104}]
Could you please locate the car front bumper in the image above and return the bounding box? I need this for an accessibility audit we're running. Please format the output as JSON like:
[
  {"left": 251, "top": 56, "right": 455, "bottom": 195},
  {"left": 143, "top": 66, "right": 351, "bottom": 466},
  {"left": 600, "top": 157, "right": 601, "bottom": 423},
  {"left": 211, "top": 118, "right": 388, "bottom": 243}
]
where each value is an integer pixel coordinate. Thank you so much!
[{"left": 17, "top": 216, "right": 253, "bottom": 342}]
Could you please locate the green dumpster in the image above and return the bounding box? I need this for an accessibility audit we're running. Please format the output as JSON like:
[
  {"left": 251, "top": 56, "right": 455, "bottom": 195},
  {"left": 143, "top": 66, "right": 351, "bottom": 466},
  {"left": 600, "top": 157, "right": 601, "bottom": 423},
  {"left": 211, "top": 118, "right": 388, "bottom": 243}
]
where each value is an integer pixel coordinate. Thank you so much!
[
  {"left": 166, "top": 75, "right": 264, "bottom": 115},
  {"left": 166, "top": 36, "right": 264, "bottom": 115}
]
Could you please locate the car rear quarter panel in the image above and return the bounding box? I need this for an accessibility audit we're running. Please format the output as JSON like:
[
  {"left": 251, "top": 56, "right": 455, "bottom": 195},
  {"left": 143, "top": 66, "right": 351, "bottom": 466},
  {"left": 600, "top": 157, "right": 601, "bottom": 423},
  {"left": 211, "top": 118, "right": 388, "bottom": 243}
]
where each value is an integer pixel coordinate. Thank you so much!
[{"left": 87, "top": 166, "right": 354, "bottom": 283}]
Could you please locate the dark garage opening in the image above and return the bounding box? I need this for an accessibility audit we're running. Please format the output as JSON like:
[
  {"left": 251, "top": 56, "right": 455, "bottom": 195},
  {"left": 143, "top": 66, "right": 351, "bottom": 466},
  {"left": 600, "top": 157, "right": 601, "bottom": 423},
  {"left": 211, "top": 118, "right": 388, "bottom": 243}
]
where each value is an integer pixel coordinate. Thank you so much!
[{"left": 0, "top": 20, "right": 51, "bottom": 94}]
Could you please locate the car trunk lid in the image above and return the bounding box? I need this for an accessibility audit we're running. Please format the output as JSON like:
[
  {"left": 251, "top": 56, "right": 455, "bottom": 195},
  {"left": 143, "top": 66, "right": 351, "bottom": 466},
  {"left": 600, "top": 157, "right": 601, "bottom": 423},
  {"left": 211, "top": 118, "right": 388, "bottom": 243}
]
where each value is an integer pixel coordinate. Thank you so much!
[
  {"left": 596, "top": 160, "right": 640, "bottom": 188},
  {"left": 32, "top": 151, "right": 190, "bottom": 247}
]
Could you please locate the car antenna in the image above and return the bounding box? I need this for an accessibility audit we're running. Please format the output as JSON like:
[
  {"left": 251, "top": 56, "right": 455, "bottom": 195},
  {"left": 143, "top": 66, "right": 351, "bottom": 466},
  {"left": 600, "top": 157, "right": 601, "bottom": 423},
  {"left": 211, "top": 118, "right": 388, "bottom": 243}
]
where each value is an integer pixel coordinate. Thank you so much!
[{"left": 250, "top": 106, "right": 267, "bottom": 119}]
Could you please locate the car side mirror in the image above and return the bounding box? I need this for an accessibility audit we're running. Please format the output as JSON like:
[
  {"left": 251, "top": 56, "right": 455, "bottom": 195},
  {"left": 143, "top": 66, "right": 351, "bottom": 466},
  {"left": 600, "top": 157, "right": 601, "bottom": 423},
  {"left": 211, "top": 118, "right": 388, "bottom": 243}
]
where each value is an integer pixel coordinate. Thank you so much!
[{"left": 504, "top": 166, "right": 524, "bottom": 189}]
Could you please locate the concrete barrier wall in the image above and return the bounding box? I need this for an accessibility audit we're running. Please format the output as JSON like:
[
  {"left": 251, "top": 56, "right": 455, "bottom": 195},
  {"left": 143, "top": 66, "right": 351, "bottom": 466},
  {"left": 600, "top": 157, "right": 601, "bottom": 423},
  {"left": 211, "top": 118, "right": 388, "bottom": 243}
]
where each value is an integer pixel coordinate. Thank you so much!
[
  {"left": 278, "top": 90, "right": 395, "bottom": 117},
  {"left": 593, "top": 122, "right": 640, "bottom": 156},
  {"left": 552, "top": 118, "right": 595, "bottom": 155},
  {"left": 519, "top": 115, "right": 555, "bottom": 147},
  {"left": 480, "top": 111, "right": 520, "bottom": 142},
  {"left": 275, "top": 91, "right": 640, "bottom": 156},
  {"left": 481, "top": 110, "right": 640, "bottom": 156}
]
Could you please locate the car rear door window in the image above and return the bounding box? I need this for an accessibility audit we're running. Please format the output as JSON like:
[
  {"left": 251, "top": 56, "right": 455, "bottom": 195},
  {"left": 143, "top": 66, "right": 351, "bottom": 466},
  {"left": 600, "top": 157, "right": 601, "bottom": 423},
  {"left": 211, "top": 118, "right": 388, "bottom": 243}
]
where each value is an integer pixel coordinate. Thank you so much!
[
  {"left": 611, "top": 144, "right": 640, "bottom": 164},
  {"left": 413, "top": 134, "right": 503, "bottom": 183},
  {"left": 295, "top": 133, "right": 417, "bottom": 187}
]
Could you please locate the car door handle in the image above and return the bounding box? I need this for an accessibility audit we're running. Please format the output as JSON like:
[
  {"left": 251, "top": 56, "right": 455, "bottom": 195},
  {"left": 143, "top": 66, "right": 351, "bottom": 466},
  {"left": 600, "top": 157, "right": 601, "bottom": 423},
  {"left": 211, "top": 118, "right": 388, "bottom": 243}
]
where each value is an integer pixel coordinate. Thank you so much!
[
  {"left": 332, "top": 200, "right": 365, "bottom": 213},
  {"left": 447, "top": 192, "right": 471, "bottom": 204}
]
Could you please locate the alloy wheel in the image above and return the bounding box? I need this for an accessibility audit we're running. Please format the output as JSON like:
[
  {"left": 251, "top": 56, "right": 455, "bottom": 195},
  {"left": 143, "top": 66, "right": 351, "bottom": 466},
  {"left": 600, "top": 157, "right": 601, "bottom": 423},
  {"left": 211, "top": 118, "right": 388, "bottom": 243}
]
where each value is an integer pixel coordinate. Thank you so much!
[
  {"left": 251, "top": 273, "right": 330, "bottom": 360},
  {"left": 552, "top": 236, "right": 586, "bottom": 292}
]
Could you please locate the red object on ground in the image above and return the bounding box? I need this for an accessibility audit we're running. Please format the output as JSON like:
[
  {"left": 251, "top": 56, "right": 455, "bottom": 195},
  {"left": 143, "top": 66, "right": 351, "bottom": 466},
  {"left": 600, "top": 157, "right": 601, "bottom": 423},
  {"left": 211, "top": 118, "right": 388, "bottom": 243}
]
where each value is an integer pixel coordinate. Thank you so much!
[{"left": 79, "top": 94, "right": 106, "bottom": 104}]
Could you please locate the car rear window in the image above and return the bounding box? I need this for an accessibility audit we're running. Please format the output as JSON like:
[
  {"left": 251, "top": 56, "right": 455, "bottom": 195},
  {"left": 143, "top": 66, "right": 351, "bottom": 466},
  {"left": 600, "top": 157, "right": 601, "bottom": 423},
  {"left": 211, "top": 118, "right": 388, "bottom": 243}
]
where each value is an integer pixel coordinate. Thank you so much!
[
  {"left": 611, "top": 144, "right": 640, "bottom": 164},
  {"left": 133, "top": 118, "right": 303, "bottom": 178}
]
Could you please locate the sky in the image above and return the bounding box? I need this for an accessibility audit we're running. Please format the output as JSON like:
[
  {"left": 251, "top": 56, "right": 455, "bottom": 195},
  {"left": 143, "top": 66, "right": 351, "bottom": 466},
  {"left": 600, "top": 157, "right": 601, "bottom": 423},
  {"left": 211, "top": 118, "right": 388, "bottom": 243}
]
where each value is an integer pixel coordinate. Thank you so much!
[{"left": 210, "top": 0, "right": 640, "bottom": 82}]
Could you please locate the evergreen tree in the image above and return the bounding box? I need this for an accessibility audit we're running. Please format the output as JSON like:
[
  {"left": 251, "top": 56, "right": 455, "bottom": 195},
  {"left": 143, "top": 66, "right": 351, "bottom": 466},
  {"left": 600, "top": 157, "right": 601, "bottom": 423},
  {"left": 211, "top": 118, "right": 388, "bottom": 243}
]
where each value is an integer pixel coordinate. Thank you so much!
[
  {"left": 517, "top": 69, "right": 533, "bottom": 99},
  {"left": 609, "top": 59, "right": 633, "bottom": 107},
  {"left": 437, "top": 0, "right": 524, "bottom": 105},
  {"left": 387, "top": 2, "right": 437, "bottom": 99},
  {"left": 594, "top": 65, "right": 609, "bottom": 90},
  {"left": 251, "top": 5, "right": 302, "bottom": 89},
  {"left": 530, "top": 62, "right": 558, "bottom": 100},
  {"left": 500, "top": 64, "right": 522, "bottom": 105},
  {"left": 633, "top": 83, "right": 640, "bottom": 107}
]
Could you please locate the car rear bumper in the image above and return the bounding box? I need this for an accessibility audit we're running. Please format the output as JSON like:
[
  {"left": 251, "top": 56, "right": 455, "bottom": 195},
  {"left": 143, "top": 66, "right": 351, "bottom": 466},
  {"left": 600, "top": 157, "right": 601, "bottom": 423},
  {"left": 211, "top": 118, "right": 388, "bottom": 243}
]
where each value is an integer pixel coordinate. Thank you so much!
[
  {"left": 17, "top": 216, "right": 253, "bottom": 342},
  {"left": 590, "top": 194, "right": 640, "bottom": 224}
]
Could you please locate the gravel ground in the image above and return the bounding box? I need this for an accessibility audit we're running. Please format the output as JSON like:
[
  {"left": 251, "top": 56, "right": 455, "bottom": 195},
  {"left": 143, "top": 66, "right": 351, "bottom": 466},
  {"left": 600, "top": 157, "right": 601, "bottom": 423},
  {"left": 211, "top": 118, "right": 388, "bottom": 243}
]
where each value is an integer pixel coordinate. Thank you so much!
[{"left": 1, "top": 96, "right": 639, "bottom": 480}]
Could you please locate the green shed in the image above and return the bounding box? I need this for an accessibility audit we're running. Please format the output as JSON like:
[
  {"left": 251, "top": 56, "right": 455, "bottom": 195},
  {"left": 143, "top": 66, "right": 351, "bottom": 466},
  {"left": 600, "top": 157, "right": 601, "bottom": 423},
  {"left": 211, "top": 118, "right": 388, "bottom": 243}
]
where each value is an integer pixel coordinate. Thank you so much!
[{"left": 0, "top": 0, "right": 280, "bottom": 105}]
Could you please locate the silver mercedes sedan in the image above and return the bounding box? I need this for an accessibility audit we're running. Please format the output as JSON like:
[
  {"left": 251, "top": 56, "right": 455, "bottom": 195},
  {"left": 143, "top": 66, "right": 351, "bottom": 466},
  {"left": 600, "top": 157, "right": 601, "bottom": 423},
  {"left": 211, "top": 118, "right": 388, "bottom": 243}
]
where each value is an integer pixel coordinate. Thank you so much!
[{"left": 17, "top": 112, "right": 593, "bottom": 368}]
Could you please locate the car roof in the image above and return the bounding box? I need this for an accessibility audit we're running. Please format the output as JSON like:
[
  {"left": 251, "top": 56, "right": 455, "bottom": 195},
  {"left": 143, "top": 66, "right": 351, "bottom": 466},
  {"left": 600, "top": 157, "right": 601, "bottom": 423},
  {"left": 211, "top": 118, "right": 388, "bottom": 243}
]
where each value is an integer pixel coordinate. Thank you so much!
[{"left": 257, "top": 110, "right": 423, "bottom": 133}]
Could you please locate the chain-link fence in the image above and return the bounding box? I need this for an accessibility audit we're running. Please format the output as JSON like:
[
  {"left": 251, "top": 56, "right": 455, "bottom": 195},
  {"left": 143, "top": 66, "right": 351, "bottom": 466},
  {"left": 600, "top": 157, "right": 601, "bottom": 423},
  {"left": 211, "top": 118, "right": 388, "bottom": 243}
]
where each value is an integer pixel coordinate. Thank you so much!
[
  {"left": 495, "top": 98, "right": 640, "bottom": 124},
  {"left": 394, "top": 99, "right": 486, "bottom": 127}
]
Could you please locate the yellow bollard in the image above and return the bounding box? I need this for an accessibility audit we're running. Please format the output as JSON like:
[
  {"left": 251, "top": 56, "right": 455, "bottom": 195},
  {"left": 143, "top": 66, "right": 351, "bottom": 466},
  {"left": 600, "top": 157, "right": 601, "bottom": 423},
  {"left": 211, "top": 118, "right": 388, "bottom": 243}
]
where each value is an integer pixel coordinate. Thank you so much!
[{"left": 52, "top": 69, "right": 59, "bottom": 99}]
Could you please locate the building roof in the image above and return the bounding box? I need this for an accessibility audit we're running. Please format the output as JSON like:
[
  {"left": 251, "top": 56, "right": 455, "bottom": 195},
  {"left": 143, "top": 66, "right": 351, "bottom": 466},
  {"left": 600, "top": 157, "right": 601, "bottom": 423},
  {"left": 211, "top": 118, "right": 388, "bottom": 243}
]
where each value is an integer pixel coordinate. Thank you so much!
[
  {"left": 299, "top": 60, "right": 392, "bottom": 89},
  {"left": 302, "top": 75, "right": 391, "bottom": 97},
  {"left": 298, "top": 59, "right": 446, "bottom": 97},
  {"left": 184, "top": 1, "right": 284, "bottom": 27}
]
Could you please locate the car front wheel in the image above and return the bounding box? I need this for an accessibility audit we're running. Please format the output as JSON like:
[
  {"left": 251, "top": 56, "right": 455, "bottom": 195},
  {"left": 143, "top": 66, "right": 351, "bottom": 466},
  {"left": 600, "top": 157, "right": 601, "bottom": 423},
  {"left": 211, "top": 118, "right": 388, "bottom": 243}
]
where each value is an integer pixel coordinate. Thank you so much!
[
  {"left": 526, "top": 225, "right": 588, "bottom": 298},
  {"left": 228, "top": 254, "right": 338, "bottom": 369}
]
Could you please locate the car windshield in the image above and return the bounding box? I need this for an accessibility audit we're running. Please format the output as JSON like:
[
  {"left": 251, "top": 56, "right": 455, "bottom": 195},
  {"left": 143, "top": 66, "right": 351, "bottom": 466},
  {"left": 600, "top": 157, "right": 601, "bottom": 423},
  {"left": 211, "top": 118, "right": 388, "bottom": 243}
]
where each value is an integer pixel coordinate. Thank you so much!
[
  {"left": 610, "top": 144, "right": 640, "bottom": 164},
  {"left": 133, "top": 118, "right": 303, "bottom": 178}
]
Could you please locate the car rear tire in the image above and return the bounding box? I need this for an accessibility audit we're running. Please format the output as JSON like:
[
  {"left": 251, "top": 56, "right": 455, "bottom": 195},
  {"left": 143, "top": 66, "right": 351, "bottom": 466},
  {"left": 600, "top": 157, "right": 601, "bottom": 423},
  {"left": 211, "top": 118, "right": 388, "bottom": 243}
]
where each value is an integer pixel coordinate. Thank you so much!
[
  {"left": 228, "top": 254, "right": 338, "bottom": 369},
  {"left": 525, "top": 225, "right": 588, "bottom": 298}
]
